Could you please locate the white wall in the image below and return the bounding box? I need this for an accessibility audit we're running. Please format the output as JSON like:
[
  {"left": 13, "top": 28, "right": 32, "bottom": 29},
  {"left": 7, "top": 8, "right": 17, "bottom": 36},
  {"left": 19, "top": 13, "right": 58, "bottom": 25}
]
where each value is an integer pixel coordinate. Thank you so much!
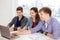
[
  {"left": 0, "top": 0, "right": 18, "bottom": 26},
  {"left": 0, "top": 0, "right": 60, "bottom": 26}
]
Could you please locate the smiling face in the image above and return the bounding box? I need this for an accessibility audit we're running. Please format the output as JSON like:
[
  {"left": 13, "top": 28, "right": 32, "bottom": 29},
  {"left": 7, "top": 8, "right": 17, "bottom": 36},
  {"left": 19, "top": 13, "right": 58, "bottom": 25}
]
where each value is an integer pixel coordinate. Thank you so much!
[
  {"left": 16, "top": 7, "right": 23, "bottom": 17},
  {"left": 39, "top": 7, "right": 52, "bottom": 22},
  {"left": 39, "top": 11, "right": 50, "bottom": 21},
  {"left": 30, "top": 10, "right": 36, "bottom": 18}
]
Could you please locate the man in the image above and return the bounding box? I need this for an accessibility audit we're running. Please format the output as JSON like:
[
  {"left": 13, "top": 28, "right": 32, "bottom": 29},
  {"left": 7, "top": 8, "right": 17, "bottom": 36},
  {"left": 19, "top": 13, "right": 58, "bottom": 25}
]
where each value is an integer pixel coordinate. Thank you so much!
[
  {"left": 13, "top": 7, "right": 60, "bottom": 39},
  {"left": 30, "top": 7, "right": 60, "bottom": 39},
  {"left": 8, "top": 7, "right": 28, "bottom": 31}
]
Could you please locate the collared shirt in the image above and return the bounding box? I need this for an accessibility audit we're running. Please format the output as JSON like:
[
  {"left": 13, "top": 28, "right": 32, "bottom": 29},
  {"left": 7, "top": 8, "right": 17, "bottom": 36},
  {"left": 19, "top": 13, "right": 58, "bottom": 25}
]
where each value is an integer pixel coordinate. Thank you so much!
[
  {"left": 45, "top": 22, "right": 48, "bottom": 28},
  {"left": 31, "top": 17, "right": 60, "bottom": 39}
]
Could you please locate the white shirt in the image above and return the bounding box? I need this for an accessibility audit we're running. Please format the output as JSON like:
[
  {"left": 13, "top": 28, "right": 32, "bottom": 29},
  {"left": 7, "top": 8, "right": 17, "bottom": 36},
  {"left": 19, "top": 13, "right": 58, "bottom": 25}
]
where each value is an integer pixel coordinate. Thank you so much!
[{"left": 45, "top": 23, "right": 48, "bottom": 28}]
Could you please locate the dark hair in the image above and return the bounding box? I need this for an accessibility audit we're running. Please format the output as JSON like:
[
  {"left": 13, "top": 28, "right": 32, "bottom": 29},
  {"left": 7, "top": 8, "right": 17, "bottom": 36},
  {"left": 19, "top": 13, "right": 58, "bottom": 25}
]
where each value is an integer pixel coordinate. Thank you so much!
[
  {"left": 16, "top": 6, "right": 23, "bottom": 12},
  {"left": 30, "top": 7, "right": 40, "bottom": 25},
  {"left": 39, "top": 7, "right": 52, "bottom": 16}
]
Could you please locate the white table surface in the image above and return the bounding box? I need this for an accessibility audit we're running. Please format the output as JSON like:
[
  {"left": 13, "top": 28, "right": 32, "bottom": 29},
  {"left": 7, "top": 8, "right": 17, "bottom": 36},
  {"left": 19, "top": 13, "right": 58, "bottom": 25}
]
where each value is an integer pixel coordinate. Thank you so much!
[
  {"left": 0, "top": 32, "right": 54, "bottom": 40},
  {"left": 14, "top": 33, "right": 54, "bottom": 40}
]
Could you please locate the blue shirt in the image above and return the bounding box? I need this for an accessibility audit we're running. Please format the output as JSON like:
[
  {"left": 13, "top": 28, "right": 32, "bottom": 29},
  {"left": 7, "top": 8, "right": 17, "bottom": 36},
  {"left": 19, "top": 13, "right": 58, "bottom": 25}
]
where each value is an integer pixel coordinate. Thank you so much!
[
  {"left": 31, "top": 17, "right": 60, "bottom": 39},
  {"left": 25, "top": 17, "right": 43, "bottom": 33}
]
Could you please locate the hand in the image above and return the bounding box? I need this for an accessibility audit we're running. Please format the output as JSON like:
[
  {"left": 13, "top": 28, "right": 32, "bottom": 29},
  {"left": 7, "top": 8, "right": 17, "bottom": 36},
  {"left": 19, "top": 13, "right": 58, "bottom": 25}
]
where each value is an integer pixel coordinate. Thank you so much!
[
  {"left": 12, "top": 31, "right": 21, "bottom": 36},
  {"left": 20, "top": 30, "right": 31, "bottom": 35},
  {"left": 9, "top": 27, "right": 14, "bottom": 32},
  {"left": 17, "top": 27, "right": 21, "bottom": 31},
  {"left": 47, "top": 33, "right": 52, "bottom": 38},
  {"left": 21, "top": 27, "right": 26, "bottom": 31},
  {"left": 12, "top": 32, "right": 18, "bottom": 36},
  {"left": 43, "top": 32, "right": 52, "bottom": 38},
  {"left": 12, "top": 30, "right": 32, "bottom": 36}
]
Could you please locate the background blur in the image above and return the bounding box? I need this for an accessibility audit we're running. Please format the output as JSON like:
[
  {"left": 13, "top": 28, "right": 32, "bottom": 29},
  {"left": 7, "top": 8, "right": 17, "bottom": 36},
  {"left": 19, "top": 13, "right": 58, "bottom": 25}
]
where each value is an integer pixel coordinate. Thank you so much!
[{"left": 0, "top": 0, "right": 60, "bottom": 26}]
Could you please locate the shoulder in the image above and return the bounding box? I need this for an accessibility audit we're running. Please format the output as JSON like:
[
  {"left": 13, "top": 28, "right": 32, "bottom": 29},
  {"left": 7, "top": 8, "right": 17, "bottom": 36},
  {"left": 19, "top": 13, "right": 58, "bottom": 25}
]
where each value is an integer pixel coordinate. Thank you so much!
[
  {"left": 27, "top": 17, "right": 33, "bottom": 22},
  {"left": 51, "top": 17, "right": 59, "bottom": 23},
  {"left": 28, "top": 17, "right": 32, "bottom": 21},
  {"left": 13, "top": 16, "right": 18, "bottom": 19},
  {"left": 51, "top": 17, "right": 60, "bottom": 28},
  {"left": 11, "top": 16, "right": 18, "bottom": 21},
  {"left": 23, "top": 16, "right": 28, "bottom": 20},
  {"left": 37, "top": 20, "right": 44, "bottom": 26},
  {"left": 22, "top": 16, "right": 28, "bottom": 22}
]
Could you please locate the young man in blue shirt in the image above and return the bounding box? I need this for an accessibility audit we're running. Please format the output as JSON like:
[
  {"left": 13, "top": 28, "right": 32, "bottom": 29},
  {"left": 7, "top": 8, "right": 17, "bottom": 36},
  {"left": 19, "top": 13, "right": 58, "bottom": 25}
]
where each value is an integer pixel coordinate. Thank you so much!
[{"left": 30, "top": 7, "right": 60, "bottom": 39}]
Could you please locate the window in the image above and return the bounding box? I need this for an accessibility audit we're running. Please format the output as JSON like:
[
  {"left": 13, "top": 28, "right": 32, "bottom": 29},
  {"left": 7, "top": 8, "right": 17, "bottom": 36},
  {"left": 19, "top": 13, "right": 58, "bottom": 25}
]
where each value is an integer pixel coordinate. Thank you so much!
[{"left": 17, "top": 0, "right": 60, "bottom": 22}]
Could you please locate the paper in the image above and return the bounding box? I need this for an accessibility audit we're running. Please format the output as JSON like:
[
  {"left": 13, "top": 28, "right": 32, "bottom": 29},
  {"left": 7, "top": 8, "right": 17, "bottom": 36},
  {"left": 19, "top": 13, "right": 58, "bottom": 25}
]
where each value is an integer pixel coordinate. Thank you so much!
[{"left": 13, "top": 33, "right": 53, "bottom": 40}]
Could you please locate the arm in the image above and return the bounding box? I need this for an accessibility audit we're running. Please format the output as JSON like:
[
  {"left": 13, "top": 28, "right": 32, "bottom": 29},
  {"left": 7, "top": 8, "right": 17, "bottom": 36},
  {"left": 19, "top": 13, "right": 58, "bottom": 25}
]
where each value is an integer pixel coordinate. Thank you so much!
[
  {"left": 31, "top": 21, "right": 43, "bottom": 33},
  {"left": 25, "top": 18, "right": 32, "bottom": 30},
  {"left": 7, "top": 17, "right": 16, "bottom": 27},
  {"left": 8, "top": 17, "right": 16, "bottom": 32},
  {"left": 52, "top": 19, "right": 60, "bottom": 39},
  {"left": 12, "top": 21, "right": 43, "bottom": 35},
  {"left": 21, "top": 17, "right": 28, "bottom": 29}
]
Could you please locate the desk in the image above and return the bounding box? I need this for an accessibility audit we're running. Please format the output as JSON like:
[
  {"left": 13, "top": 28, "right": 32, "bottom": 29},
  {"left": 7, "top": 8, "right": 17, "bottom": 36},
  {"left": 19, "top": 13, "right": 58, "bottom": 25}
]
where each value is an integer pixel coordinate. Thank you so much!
[
  {"left": 0, "top": 32, "right": 54, "bottom": 40},
  {"left": 13, "top": 33, "right": 53, "bottom": 40}
]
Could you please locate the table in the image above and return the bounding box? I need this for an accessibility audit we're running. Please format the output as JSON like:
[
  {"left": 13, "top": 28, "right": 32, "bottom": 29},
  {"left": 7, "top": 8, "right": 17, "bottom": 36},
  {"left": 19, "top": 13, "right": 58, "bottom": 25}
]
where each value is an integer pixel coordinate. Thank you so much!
[
  {"left": 0, "top": 32, "right": 54, "bottom": 40},
  {"left": 13, "top": 33, "right": 53, "bottom": 40}
]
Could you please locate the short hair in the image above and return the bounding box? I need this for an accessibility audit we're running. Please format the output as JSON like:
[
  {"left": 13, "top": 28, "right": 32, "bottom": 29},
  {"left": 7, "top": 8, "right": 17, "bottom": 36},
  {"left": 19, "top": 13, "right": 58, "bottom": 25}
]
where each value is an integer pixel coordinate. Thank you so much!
[
  {"left": 16, "top": 6, "right": 23, "bottom": 12},
  {"left": 39, "top": 7, "right": 52, "bottom": 16}
]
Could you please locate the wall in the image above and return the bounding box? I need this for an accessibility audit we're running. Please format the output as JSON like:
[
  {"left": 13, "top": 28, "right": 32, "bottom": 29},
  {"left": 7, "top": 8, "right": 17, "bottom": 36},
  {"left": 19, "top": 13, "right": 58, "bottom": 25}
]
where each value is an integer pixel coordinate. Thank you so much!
[{"left": 0, "top": 0, "right": 18, "bottom": 26}]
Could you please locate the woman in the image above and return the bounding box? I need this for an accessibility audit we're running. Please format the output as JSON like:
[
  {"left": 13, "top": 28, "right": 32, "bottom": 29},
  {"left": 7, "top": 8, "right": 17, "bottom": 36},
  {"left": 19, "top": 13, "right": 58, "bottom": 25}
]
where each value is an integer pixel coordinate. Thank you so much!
[
  {"left": 26, "top": 7, "right": 43, "bottom": 33},
  {"left": 27, "top": 7, "right": 40, "bottom": 29}
]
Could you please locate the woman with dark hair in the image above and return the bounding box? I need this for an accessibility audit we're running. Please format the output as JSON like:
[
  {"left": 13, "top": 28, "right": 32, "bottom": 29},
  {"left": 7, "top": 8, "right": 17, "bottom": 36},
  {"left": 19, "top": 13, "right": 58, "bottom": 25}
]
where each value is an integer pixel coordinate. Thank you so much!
[
  {"left": 27, "top": 7, "right": 40, "bottom": 29},
  {"left": 25, "top": 7, "right": 43, "bottom": 33}
]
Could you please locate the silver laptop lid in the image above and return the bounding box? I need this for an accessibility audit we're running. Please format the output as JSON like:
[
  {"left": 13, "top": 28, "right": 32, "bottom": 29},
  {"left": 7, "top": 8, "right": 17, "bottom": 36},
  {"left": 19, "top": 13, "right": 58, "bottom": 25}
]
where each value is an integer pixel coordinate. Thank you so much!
[{"left": 0, "top": 25, "right": 11, "bottom": 39}]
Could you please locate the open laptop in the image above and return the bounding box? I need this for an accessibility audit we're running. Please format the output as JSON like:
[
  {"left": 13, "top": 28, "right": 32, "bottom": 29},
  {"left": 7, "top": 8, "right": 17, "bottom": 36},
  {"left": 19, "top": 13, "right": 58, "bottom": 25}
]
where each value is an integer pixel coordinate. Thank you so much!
[{"left": 0, "top": 25, "right": 18, "bottom": 39}]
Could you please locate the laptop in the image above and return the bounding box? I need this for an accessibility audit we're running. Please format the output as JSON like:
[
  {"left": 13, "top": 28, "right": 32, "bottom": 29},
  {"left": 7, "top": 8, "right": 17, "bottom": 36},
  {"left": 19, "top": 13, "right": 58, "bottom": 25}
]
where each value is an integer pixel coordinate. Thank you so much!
[{"left": 0, "top": 25, "right": 18, "bottom": 39}]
